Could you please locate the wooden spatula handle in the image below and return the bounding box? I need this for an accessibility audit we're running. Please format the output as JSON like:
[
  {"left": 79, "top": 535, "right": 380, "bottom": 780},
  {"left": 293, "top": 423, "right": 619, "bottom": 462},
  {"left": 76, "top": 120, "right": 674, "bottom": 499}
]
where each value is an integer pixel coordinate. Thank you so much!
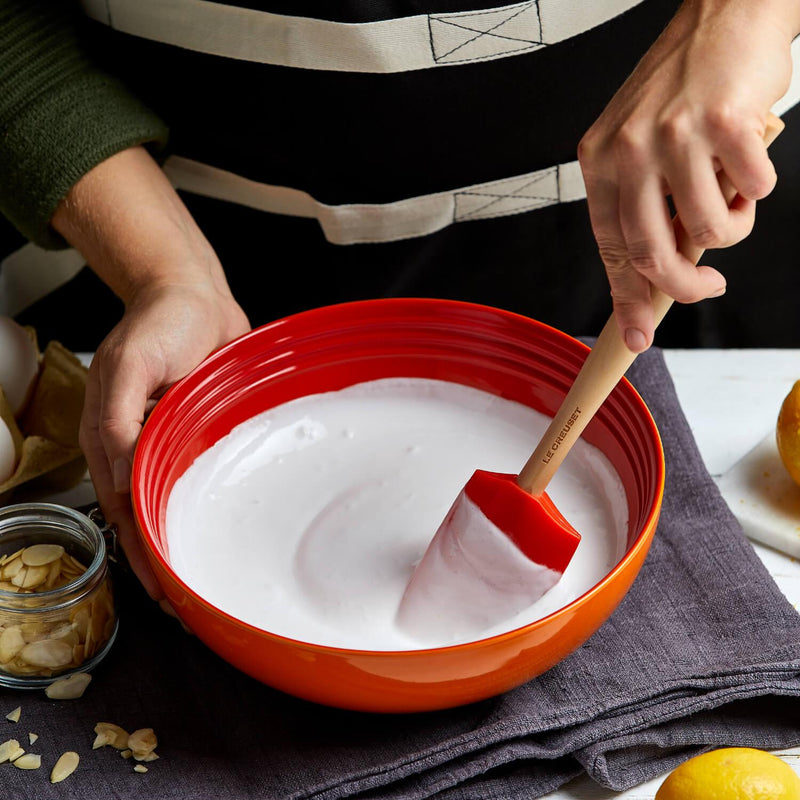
[{"left": 518, "top": 112, "right": 784, "bottom": 496}]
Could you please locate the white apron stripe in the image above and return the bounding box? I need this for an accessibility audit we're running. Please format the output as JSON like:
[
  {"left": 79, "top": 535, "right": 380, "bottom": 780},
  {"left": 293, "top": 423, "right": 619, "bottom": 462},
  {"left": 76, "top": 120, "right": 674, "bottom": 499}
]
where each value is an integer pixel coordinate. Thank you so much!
[
  {"left": 0, "top": 245, "right": 86, "bottom": 317},
  {"left": 773, "top": 35, "right": 800, "bottom": 117},
  {"left": 131, "top": 41, "right": 800, "bottom": 252},
  {"left": 163, "top": 156, "right": 587, "bottom": 245},
  {"left": 79, "top": 0, "right": 645, "bottom": 73},
  {"left": 5, "top": 40, "right": 798, "bottom": 314}
]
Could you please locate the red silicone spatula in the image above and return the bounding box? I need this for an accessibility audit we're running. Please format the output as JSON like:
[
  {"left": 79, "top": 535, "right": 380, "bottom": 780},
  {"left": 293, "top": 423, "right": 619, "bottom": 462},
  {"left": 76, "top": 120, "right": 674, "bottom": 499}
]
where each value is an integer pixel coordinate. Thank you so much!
[{"left": 398, "top": 114, "right": 784, "bottom": 642}]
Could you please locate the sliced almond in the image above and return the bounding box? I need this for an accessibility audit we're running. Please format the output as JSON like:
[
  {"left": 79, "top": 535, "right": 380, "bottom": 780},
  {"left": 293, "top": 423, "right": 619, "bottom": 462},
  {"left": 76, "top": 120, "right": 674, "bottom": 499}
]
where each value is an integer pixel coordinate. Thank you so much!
[
  {"left": 19, "top": 640, "right": 72, "bottom": 669},
  {"left": 92, "top": 730, "right": 114, "bottom": 749},
  {"left": 133, "top": 764, "right": 148, "bottom": 773},
  {"left": 44, "top": 559, "right": 62, "bottom": 589},
  {"left": 2, "top": 558, "right": 25, "bottom": 581},
  {"left": 0, "top": 626, "right": 26, "bottom": 663},
  {"left": 0, "top": 739, "right": 19, "bottom": 763},
  {"left": 70, "top": 606, "right": 90, "bottom": 639},
  {"left": 20, "top": 621, "right": 51, "bottom": 643},
  {"left": 89, "top": 605, "right": 105, "bottom": 643},
  {"left": 128, "top": 728, "right": 157, "bottom": 758},
  {"left": 28, "top": 732, "right": 37, "bottom": 745},
  {"left": 50, "top": 751, "right": 79, "bottom": 783},
  {"left": 17, "top": 564, "right": 50, "bottom": 590},
  {"left": 83, "top": 621, "right": 94, "bottom": 659},
  {"left": 13, "top": 752, "right": 41, "bottom": 769},
  {"left": 55, "top": 629, "right": 80, "bottom": 649},
  {"left": 0, "top": 545, "right": 114, "bottom": 679},
  {"left": 45, "top": 672, "right": 92, "bottom": 700},
  {"left": 93, "top": 722, "right": 129, "bottom": 750},
  {"left": 5, "top": 706, "right": 20, "bottom": 723},
  {"left": 8, "top": 745, "right": 25, "bottom": 762},
  {"left": 67, "top": 554, "right": 87, "bottom": 573},
  {"left": 9, "top": 565, "right": 28, "bottom": 587},
  {"left": 21, "top": 544, "right": 65, "bottom": 567},
  {"left": 120, "top": 748, "right": 132, "bottom": 759},
  {"left": 0, "top": 549, "right": 24, "bottom": 568},
  {"left": 6, "top": 658, "right": 50, "bottom": 676},
  {"left": 1, "top": 557, "right": 23, "bottom": 581}
]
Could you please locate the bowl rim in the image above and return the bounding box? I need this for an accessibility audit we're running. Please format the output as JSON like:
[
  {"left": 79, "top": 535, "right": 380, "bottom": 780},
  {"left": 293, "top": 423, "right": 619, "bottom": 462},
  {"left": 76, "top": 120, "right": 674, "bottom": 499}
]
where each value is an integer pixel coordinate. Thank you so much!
[{"left": 132, "top": 298, "right": 665, "bottom": 656}]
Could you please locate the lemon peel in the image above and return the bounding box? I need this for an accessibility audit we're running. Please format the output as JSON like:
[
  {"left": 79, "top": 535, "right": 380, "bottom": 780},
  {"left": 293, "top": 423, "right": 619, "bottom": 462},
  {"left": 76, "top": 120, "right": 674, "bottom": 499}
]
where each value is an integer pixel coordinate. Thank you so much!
[
  {"left": 777, "top": 380, "right": 800, "bottom": 488},
  {"left": 656, "top": 747, "right": 800, "bottom": 800}
]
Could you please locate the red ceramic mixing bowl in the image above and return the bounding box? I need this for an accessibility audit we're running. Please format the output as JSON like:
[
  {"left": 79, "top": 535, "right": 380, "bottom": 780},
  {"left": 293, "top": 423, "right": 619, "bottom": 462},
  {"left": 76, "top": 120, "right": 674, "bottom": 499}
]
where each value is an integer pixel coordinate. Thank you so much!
[{"left": 132, "top": 298, "right": 664, "bottom": 713}]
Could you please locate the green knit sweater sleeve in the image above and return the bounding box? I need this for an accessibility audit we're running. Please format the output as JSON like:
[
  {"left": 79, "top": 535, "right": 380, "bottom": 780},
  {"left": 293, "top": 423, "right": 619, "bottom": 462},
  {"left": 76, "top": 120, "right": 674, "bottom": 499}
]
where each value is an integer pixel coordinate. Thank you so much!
[{"left": 0, "top": 0, "right": 169, "bottom": 249}]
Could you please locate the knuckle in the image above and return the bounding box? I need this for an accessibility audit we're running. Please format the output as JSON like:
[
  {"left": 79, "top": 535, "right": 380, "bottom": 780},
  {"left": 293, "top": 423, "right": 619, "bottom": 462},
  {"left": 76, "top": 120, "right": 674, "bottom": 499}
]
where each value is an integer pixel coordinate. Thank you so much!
[
  {"left": 578, "top": 129, "right": 613, "bottom": 180},
  {"left": 704, "top": 105, "right": 742, "bottom": 140},
  {"left": 626, "top": 245, "right": 662, "bottom": 276},
  {"left": 595, "top": 237, "right": 629, "bottom": 271},
  {"left": 608, "top": 289, "right": 640, "bottom": 308},
  {"left": 577, "top": 131, "right": 599, "bottom": 167},
  {"left": 613, "top": 123, "right": 648, "bottom": 164},
  {"left": 97, "top": 416, "right": 128, "bottom": 445},
  {"left": 660, "top": 111, "right": 695, "bottom": 149},
  {"left": 685, "top": 221, "right": 725, "bottom": 249}
]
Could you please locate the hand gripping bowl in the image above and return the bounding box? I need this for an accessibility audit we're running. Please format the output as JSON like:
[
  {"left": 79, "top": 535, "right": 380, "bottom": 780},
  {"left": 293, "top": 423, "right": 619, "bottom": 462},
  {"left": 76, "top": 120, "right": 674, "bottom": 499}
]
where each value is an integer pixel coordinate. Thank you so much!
[{"left": 132, "top": 298, "right": 664, "bottom": 713}]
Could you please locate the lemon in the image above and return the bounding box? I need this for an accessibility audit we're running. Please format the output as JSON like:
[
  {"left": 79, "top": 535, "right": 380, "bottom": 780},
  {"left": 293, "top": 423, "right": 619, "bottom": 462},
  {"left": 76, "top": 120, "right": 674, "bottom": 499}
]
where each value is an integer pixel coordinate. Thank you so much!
[
  {"left": 777, "top": 380, "right": 800, "bottom": 487},
  {"left": 656, "top": 748, "right": 800, "bottom": 800}
]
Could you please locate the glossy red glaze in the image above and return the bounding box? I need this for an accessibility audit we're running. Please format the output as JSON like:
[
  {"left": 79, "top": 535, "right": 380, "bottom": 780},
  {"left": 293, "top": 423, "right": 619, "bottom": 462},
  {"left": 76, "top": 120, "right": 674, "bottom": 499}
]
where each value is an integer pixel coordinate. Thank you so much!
[
  {"left": 463, "top": 470, "right": 581, "bottom": 573},
  {"left": 132, "top": 298, "right": 664, "bottom": 713}
]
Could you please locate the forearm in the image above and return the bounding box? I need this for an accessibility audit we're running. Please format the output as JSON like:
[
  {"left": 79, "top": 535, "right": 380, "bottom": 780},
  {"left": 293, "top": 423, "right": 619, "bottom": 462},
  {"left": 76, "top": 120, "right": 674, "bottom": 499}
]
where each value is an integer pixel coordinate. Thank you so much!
[
  {"left": 52, "top": 145, "right": 249, "bottom": 600},
  {"left": 0, "top": 0, "right": 167, "bottom": 248},
  {"left": 51, "top": 147, "right": 232, "bottom": 306},
  {"left": 597, "top": 0, "right": 799, "bottom": 130},
  {"left": 680, "top": 0, "right": 800, "bottom": 40}
]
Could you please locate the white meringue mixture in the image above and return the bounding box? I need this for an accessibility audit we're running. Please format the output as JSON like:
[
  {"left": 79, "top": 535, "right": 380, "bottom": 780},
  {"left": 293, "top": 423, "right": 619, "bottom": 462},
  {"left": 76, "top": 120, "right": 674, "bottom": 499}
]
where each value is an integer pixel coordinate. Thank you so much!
[{"left": 165, "top": 378, "right": 629, "bottom": 649}]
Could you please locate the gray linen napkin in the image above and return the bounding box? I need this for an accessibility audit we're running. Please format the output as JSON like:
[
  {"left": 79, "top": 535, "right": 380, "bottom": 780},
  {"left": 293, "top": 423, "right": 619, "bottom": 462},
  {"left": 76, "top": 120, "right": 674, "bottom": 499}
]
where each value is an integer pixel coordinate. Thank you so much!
[{"left": 1, "top": 346, "right": 799, "bottom": 799}]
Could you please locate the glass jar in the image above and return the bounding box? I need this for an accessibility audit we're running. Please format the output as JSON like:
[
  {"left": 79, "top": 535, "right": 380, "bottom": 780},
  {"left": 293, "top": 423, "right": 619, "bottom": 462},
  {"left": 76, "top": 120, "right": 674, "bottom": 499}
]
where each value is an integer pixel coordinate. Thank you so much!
[{"left": 0, "top": 503, "right": 117, "bottom": 689}]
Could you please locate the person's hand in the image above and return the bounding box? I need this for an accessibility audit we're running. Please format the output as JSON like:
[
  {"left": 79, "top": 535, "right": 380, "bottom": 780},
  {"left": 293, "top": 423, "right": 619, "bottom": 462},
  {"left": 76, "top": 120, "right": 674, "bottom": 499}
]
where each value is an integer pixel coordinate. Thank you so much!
[
  {"left": 52, "top": 146, "right": 250, "bottom": 601},
  {"left": 577, "top": 0, "right": 800, "bottom": 352},
  {"left": 80, "top": 282, "right": 249, "bottom": 602}
]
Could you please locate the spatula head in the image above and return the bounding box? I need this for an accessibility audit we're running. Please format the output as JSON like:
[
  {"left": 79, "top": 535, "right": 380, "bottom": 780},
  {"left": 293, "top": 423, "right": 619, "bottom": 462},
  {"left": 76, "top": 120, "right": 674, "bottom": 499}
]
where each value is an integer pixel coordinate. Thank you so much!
[
  {"left": 395, "top": 469, "right": 582, "bottom": 643},
  {"left": 463, "top": 470, "right": 581, "bottom": 573}
]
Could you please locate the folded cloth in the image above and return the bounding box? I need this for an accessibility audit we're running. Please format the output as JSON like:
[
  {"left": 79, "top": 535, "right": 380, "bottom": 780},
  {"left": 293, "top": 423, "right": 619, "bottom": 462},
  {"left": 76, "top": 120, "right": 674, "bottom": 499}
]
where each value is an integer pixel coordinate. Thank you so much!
[{"left": 2, "top": 346, "right": 800, "bottom": 799}]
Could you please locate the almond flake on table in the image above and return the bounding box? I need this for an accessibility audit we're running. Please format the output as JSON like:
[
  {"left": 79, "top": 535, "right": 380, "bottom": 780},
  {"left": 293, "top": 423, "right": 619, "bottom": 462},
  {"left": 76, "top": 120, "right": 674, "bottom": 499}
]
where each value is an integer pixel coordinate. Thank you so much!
[
  {"left": 13, "top": 752, "right": 41, "bottom": 769},
  {"left": 50, "top": 751, "right": 79, "bottom": 783},
  {"left": 0, "top": 738, "right": 20, "bottom": 763}
]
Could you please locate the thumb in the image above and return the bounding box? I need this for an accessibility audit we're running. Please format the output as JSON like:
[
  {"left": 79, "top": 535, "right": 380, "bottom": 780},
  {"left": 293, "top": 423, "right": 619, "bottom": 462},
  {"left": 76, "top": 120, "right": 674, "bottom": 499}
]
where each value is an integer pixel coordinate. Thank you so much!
[
  {"left": 94, "top": 348, "right": 152, "bottom": 493},
  {"left": 80, "top": 363, "right": 165, "bottom": 601}
]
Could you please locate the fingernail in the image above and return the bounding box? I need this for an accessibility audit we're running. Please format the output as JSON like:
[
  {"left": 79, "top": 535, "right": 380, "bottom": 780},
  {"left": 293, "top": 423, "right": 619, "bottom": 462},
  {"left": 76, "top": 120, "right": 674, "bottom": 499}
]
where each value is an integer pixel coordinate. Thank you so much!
[
  {"left": 710, "top": 284, "right": 727, "bottom": 298},
  {"left": 113, "top": 458, "right": 131, "bottom": 493},
  {"left": 624, "top": 328, "right": 648, "bottom": 353}
]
